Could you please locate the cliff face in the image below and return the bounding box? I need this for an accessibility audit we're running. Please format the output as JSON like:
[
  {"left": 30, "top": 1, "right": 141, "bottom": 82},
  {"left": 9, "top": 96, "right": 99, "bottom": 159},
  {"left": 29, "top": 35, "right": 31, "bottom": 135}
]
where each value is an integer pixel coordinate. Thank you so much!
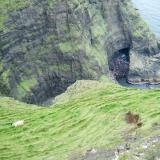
[{"left": 0, "top": 0, "right": 160, "bottom": 104}]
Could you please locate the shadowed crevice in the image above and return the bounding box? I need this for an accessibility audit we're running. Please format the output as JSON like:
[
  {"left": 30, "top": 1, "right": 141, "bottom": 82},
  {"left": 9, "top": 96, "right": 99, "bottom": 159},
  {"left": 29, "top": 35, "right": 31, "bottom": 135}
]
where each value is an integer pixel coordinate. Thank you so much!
[{"left": 108, "top": 47, "right": 130, "bottom": 81}]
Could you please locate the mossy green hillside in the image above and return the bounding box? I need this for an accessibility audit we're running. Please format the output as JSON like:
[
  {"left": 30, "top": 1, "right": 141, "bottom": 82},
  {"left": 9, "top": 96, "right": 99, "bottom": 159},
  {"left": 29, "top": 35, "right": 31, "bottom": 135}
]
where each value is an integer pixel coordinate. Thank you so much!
[
  {"left": 0, "top": 0, "right": 109, "bottom": 103},
  {"left": 0, "top": 0, "right": 160, "bottom": 103},
  {"left": 0, "top": 81, "right": 160, "bottom": 160},
  {"left": 0, "top": 0, "right": 58, "bottom": 31},
  {"left": 0, "top": 0, "right": 30, "bottom": 31},
  {"left": 122, "top": 1, "right": 157, "bottom": 45}
]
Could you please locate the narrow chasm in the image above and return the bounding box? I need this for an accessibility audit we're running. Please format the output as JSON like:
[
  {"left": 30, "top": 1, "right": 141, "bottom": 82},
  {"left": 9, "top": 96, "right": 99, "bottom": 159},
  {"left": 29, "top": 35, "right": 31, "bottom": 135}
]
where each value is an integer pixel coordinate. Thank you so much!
[{"left": 109, "top": 48, "right": 130, "bottom": 82}]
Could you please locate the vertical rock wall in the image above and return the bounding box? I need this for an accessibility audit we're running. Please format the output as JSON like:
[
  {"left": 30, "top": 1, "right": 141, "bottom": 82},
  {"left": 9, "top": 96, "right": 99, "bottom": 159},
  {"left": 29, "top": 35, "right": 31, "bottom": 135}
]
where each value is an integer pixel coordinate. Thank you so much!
[{"left": 0, "top": 0, "right": 160, "bottom": 104}]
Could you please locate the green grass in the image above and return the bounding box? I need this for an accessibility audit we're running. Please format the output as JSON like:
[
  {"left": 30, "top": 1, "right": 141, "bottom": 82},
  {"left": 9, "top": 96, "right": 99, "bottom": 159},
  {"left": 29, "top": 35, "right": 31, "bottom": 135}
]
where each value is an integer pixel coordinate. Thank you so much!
[{"left": 0, "top": 81, "right": 160, "bottom": 160}]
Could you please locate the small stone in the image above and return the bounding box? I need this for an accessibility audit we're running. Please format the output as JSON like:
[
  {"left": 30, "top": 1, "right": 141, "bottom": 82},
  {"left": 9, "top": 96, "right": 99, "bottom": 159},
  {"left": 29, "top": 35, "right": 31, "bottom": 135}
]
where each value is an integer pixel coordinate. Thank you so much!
[
  {"left": 90, "top": 148, "right": 97, "bottom": 154},
  {"left": 142, "top": 144, "right": 148, "bottom": 149}
]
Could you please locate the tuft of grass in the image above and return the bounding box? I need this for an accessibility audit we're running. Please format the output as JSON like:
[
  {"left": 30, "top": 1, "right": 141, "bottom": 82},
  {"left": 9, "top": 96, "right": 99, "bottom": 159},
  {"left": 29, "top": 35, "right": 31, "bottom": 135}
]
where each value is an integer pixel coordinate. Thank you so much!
[{"left": 0, "top": 80, "right": 160, "bottom": 159}]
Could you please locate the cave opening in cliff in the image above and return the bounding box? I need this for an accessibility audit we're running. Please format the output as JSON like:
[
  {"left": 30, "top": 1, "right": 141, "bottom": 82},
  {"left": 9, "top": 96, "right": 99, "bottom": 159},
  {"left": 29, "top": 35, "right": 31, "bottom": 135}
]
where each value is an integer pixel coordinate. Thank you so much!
[{"left": 109, "top": 47, "right": 130, "bottom": 81}]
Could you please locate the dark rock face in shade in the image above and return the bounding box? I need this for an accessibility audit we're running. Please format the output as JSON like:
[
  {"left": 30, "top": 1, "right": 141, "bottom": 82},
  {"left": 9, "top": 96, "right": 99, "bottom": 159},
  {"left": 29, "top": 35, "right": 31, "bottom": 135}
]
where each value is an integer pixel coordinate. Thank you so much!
[
  {"left": 0, "top": 0, "right": 160, "bottom": 104},
  {"left": 108, "top": 48, "right": 130, "bottom": 80}
]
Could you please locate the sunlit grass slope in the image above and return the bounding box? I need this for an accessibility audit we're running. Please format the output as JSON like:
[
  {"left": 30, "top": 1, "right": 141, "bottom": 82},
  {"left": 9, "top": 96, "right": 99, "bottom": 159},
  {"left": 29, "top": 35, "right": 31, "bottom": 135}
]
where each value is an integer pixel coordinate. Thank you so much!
[{"left": 0, "top": 81, "right": 160, "bottom": 160}]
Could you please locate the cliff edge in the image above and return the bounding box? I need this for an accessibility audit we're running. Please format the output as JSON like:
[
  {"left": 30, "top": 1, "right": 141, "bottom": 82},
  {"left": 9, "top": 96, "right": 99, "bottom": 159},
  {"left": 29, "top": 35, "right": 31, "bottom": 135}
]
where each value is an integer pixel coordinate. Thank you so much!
[{"left": 0, "top": 0, "right": 160, "bottom": 104}]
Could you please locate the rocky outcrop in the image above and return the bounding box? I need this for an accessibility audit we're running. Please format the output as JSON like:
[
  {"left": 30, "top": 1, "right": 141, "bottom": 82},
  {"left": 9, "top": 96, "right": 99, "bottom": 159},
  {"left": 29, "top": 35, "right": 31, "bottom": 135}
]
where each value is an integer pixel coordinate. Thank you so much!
[
  {"left": 73, "top": 136, "right": 160, "bottom": 160},
  {"left": 0, "top": 0, "right": 160, "bottom": 104}
]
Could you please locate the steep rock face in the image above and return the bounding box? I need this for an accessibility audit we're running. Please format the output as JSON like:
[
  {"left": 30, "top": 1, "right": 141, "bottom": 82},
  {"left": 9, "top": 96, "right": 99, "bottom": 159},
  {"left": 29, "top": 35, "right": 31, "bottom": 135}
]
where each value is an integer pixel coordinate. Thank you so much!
[{"left": 0, "top": 0, "right": 160, "bottom": 104}]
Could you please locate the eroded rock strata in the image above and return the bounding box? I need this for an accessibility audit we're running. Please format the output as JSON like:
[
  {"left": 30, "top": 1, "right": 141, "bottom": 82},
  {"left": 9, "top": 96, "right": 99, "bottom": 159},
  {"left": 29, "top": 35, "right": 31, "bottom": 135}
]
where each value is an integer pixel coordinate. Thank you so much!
[{"left": 0, "top": 0, "right": 160, "bottom": 104}]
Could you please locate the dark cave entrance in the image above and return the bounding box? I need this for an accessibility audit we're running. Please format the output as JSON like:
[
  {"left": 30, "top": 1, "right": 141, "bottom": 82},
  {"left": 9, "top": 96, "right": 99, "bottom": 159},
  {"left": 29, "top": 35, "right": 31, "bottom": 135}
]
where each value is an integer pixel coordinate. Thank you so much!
[{"left": 109, "top": 48, "right": 130, "bottom": 81}]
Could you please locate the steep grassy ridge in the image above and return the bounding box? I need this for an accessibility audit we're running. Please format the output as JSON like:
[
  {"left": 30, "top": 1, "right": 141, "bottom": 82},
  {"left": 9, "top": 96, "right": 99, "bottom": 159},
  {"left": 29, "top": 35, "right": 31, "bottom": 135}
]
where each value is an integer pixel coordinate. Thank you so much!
[{"left": 0, "top": 81, "right": 160, "bottom": 159}]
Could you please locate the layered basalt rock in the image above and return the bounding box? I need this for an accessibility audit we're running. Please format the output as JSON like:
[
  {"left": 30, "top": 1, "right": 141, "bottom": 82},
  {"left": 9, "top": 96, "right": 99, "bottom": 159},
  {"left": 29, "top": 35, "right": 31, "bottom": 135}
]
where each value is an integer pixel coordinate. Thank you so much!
[{"left": 0, "top": 0, "right": 160, "bottom": 104}]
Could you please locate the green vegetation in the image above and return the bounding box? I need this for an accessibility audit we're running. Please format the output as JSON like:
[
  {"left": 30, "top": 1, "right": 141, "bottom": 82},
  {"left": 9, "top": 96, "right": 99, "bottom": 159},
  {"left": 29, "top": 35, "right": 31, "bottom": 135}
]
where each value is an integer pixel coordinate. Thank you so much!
[
  {"left": 59, "top": 42, "right": 78, "bottom": 53},
  {"left": 0, "top": 1, "right": 160, "bottom": 159},
  {"left": 0, "top": 0, "right": 56, "bottom": 31},
  {"left": 0, "top": 81, "right": 160, "bottom": 159},
  {"left": 0, "top": 68, "right": 10, "bottom": 96},
  {"left": 16, "top": 78, "right": 38, "bottom": 99},
  {"left": 48, "top": 0, "right": 57, "bottom": 7},
  {"left": 0, "top": 0, "right": 30, "bottom": 31},
  {"left": 122, "top": 0, "right": 156, "bottom": 43}
]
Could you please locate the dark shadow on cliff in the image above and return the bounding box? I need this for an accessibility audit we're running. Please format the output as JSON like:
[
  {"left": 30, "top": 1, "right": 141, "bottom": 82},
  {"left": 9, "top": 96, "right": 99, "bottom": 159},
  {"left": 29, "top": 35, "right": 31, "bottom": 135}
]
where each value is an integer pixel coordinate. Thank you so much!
[
  {"left": 108, "top": 47, "right": 130, "bottom": 81},
  {"left": 23, "top": 73, "right": 76, "bottom": 105},
  {"left": 108, "top": 48, "right": 160, "bottom": 89}
]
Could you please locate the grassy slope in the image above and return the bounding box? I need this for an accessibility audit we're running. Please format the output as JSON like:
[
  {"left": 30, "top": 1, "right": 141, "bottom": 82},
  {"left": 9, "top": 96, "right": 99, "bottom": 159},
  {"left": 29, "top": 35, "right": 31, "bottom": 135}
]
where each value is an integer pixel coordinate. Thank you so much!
[{"left": 0, "top": 81, "right": 160, "bottom": 160}]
